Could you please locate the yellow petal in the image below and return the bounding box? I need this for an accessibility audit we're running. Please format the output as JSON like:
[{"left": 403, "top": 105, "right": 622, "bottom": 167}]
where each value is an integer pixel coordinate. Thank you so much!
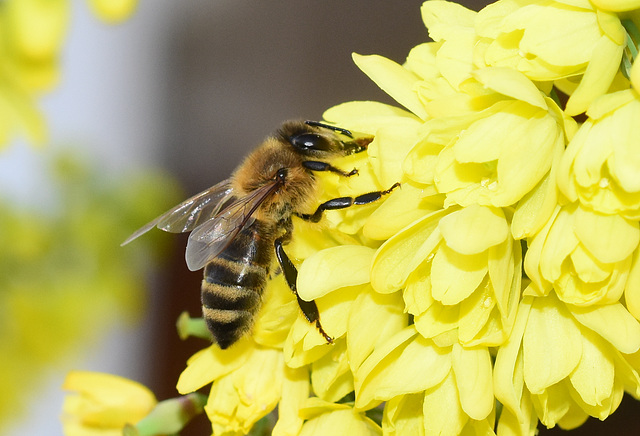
[
  {"left": 530, "top": 382, "right": 573, "bottom": 428},
  {"left": 564, "top": 376, "right": 624, "bottom": 421},
  {"left": 253, "top": 275, "right": 298, "bottom": 348},
  {"left": 312, "top": 341, "right": 354, "bottom": 402},
  {"left": 569, "top": 245, "right": 612, "bottom": 283},
  {"left": 439, "top": 204, "right": 509, "bottom": 254},
  {"left": 503, "top": 4, "right": 600, "bottom": 67},
  {"left": 382, "top": 394, "right": 425, "bottom": 436},
  {"left": 273, "top": 366, "right": 309, "bottom": 436},
  {"left": 423, "top": 371, "right": 468, "bottom": 435},
  {"left": 414, "top": 300, "right": 460, "bottom": 340},
  {"left": 586, "top": 88, "right": 636, "bottom": 120},
  {"left": 523, "top": 207, "right": 557, "bottom": 295},
  {"left": 625, "top": 250, "right": 640, "bottom": 321},
  {"left": 539, "top": 206, "right": 579, "bottom": 283},
  {"left": 573, "top": 205, "right": 639, "bottom": 264},
  {"left": 568, "top": 329, "right": 614, "bottom": 407},
  {"left": 591, "top": 0, "right": 640, "bottom": 13},
  {"left": 364, "top": 182, "right": 443, "bottom": 240},
  {"left": 368, "top": 123, "right": 421, "bottom": 187},
  {"left": 62, "top": 371, "right": 156, "bottom": 428},
  {"left": 300, "top": 409, "right": 381, "bottom": 436},
  {"left": 430, "top": 245, "right": 488, "bottom": 305},
  {"left": 176, "top": 341, "right": 251, "bottom": 394},
  {"left": 511, "top": 158, "right": 560, "bottom": 239},
  {"left": 206, "top": 347, "right": 283, "bottom": 434},
  {"left": 406, "top": 42, "right": 440, "bottom": 81},
  {"left": 473, "top": 67, "right": 547, "bottom": 109},
  {"left": 570, "top": 303, "right": 640, "bottom": 354},
  {"left": 297, "top": 245, "right": 375, "bottom": 300},
  {"left": 352, "top": 53, "right": 427, "bottom": 120},
  {"left": 489, "top": 236, "right": 519, "bottom": 318},
  {"left": 451, "top": 344, "right": 494, "bottom": 420},
  {"left": 284, "top": 315, "right": 333, "bottom": 368},
  {"left": 371, "top": 209, "right": 447, "bottom": 294},
  {"left": 435, "top": 32, "right": 476, "bottom": 90},
  {"left": 322, "top": 101, "right": 421, "bottom": 134},
  {"left": 347, "top": 287, "right": 406, "bottom": 373},
  {"left": 523, "top": 294, "right": 582, "bottom": 394},
  {"left": 420, "top": 0, "right": 476, "bottom": 40},
  {"left": 494, "top": 296, "right": 532, "bottom": 422},
  {"left": 610, "top": 98, "right": 640, "bottom": 192},
  {"left": 565, "top": 35, "right": 624, "bottom": 116},
  {"left": 491, "top": 105, "right": 562, "bottom": 207},
  {"left": 355, "top": 327, "right": 450, "bottom": 410}
]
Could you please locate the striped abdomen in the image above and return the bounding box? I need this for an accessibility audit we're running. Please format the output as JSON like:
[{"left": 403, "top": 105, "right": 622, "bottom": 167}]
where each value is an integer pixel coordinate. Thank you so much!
[{"left": 201, "top": 220, "right": 273, "bottom": 349}]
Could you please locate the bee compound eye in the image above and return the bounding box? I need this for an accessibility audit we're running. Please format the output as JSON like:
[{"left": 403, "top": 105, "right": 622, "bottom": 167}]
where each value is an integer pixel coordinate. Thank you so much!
[{"left": 290, "top": 133, "right": 331, "bottom": 152}]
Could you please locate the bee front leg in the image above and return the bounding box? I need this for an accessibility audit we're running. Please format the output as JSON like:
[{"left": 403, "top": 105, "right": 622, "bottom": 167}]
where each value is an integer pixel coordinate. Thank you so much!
[
  {"left": 302, "top": 160, "right": 358, "bottom": 177},
  {"left": 274, "top": 229, "right": 333, "bottom": 344},
  {"left": 297, "top": 182, "right": 400, "bottom": 223}
]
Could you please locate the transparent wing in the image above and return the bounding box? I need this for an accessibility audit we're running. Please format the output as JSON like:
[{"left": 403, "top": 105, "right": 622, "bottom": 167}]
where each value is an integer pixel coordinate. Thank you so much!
[
  {"left": 121, "top": 179, "right": 234, "bottom": 246},
  {"left": 185, "top": 179, "right": 281, "bottom": 271}
]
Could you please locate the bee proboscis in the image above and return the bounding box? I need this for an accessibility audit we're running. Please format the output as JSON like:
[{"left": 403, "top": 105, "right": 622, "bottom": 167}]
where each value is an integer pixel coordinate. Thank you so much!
[{"left": 123, "top": 120, "right": 399, "bottom": 349}]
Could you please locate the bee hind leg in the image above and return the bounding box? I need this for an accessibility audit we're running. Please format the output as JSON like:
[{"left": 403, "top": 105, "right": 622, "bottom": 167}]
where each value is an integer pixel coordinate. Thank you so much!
[{"left": 274, "top": 230, "right": 333, "bottom": 344}]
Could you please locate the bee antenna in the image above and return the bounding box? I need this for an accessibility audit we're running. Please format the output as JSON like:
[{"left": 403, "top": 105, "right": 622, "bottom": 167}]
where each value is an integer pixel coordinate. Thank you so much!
[{"left": 304, "top": 120, "right": 353, "bottom": 138}]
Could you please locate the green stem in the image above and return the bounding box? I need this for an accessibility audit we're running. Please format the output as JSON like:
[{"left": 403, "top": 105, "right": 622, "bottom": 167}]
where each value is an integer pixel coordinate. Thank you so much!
[{"left": 621, "top": 20, "right": 640, "bottom": 79}]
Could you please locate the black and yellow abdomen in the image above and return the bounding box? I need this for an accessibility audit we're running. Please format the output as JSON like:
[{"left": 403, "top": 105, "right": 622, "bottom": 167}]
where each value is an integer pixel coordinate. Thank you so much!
[{"left": 201, "top": 220, "right": 273, "bottom": 349}]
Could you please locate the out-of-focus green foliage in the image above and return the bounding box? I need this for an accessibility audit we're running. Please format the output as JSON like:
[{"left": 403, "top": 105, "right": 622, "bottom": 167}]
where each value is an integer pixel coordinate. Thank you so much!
[{"left": 0, "top": 150, "right": 181, "bottom": 428}]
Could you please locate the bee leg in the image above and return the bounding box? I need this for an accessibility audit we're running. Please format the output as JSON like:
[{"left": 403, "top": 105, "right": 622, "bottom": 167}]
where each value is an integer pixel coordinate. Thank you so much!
[
  {"left": 302, "top": 160, "right": 358, "bottom": 177},
  {"left": 297, "top": 182, "right": 401, "bottom": 223},
  {"left": 274, "top": 229, "right": 333, "bottom": 344}
]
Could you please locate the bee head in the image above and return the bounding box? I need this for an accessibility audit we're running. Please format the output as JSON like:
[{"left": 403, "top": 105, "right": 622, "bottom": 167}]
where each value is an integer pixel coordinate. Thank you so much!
[{"left": 281, "top": 120, "right": 373, "bottom": 158}]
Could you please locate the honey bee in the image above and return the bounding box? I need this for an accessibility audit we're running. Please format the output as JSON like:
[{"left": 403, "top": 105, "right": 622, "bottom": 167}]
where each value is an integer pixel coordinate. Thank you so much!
[{"left": 123, "top": 120, "right": 399, "bottom": 349}]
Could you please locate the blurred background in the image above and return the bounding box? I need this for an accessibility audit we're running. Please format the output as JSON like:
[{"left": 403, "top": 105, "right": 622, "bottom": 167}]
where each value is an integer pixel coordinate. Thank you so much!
[{"left": 1, "top": 0, "right": 639, "bottom": 435}]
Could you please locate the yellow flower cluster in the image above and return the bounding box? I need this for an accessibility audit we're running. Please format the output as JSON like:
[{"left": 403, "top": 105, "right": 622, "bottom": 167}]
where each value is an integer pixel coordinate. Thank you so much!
[
  {"left": 0, "top": 0, "right": 137, "bottom": 146},
  {"left": 171, "top": 1, "right": 640, "bottom": 435},
  {"left": 60, "top": 1, "right": 640, "bottom": 434}
]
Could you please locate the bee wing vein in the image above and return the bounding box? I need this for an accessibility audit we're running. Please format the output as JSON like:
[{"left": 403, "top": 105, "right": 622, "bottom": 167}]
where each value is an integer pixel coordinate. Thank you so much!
[{"left": 185, "top": 179, "right": 282, "bottom": 271}]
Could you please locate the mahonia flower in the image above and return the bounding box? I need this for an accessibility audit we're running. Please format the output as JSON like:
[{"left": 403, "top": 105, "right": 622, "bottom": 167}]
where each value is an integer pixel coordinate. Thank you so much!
[
  {"left": 0, "top": 0, "right": 138, "bottom": 146},
  {"left": 72, "top": 1, "right": 640, "bottom": 435},
  {"left": 62, "top": 371, "right": 205, "bottom": 436},
  {"left": 62, "top": 371, "right": 157, "bottom": 435}
]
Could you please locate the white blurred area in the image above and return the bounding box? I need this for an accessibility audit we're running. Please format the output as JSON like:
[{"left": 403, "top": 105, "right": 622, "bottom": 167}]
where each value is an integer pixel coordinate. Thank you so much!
[{"left": 2, "top": 0, "right": 174, "bottom": 434}]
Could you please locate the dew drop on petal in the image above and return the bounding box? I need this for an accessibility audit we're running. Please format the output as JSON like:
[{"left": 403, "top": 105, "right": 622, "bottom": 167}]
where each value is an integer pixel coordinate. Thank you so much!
[{"left": 482, "top": 296, "right": 493, "bottom": 308}]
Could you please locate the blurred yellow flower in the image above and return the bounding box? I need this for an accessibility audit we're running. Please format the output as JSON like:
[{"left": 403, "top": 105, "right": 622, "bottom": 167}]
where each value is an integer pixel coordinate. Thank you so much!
[
  {"left": 0, "top": 152, "right": 179, "bottom": 431},
  {"left": 62, "top": 371, "right": 157, "bottom": 435},
  {"left": 88, "top": 0, "right": 138, "bottom": 23},
  {"left": 0, "top": 0, "right": 137, "bottom": 146}
]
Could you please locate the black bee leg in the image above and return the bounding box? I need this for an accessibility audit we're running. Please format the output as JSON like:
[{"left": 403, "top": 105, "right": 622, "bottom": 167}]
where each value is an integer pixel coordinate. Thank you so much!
[
  {"left": 302, "top": 160, "right": 358, "bottom": 177},
  {"left": 274, "top": 230, "right": 333, "bottom": 344},
  {"left": 297, "top": 182, "right": 401, "bottom": 223}
]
